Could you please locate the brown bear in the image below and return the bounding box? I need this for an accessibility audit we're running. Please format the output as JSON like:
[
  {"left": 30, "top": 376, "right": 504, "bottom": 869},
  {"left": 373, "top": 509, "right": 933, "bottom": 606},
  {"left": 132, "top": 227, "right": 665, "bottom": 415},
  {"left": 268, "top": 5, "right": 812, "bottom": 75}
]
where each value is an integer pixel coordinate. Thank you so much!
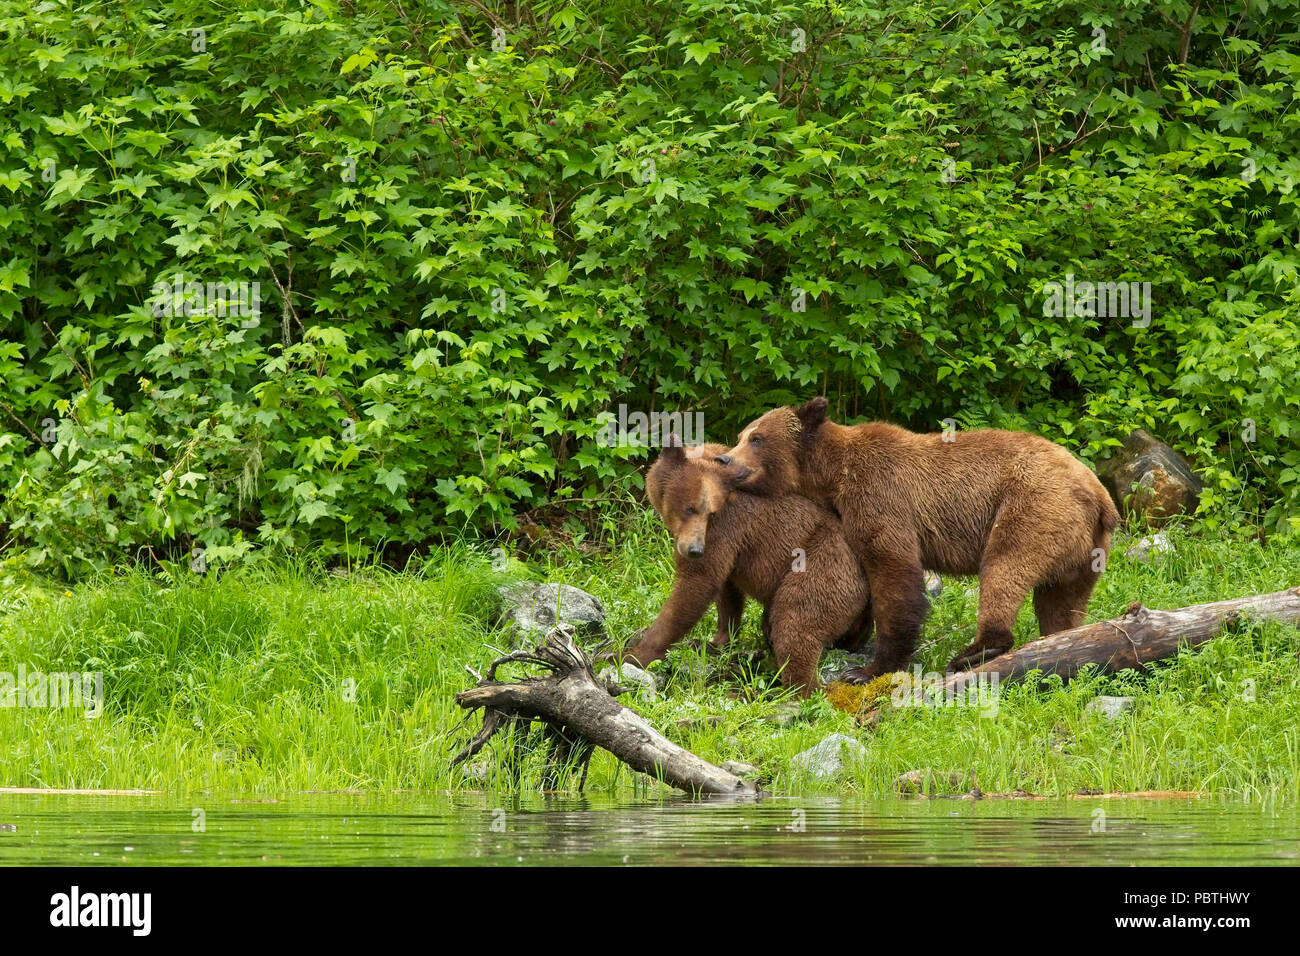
[
  {"left": 716, "top": 398, "right": 1118, "bottom": 680},
  {"left": 624, "top": 440, "right": 873, "bottom": 696}
]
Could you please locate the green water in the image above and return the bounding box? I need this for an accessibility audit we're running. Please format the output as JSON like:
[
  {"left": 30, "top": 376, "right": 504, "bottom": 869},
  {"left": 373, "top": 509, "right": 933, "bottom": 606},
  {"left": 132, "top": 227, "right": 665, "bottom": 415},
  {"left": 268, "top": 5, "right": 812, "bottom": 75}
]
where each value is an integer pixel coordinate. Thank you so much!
[{"left": 1, "top": 794, "right": 1297, "bottom": 865}]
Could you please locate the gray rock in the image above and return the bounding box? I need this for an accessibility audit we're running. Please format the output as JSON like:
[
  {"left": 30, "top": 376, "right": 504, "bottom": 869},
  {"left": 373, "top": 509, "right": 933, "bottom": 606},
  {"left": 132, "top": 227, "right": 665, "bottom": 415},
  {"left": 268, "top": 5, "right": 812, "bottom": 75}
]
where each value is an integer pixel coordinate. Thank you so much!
[
  {"left": 766, "top": 701, "right": 804, "bottom": 727},
  {"left": 1048, "top": 729, "right": 1075, "bottom": 753},
  {"left": 790, "top": 733, "right": 867, "bottom": 779},
  {"left": 721, "top": 761, "right": 761, "bottom": 778},
  {"left": 1086, "top": 695, "right": 1136, "bottom": 720},
  {"left": 667, "top": 652, "right": 709, "bottom": 682},
  {"left": 1125, "top": 532, "right": 1171, "bottom": 564},
  {"left": 497, "top": 582, "right": 606, "bottom": 646},
  {"left": 461, "top": 761, "right": 491, "bottom": 786},
  {"left": 923, "top": 570, "right": 943, "bottom": 599},
  {"left": 1098, "top": 430, "right": 1202, "bottom": 525},
  {"left": 598, "top": 661, "right": 656, "bottom": 699},
  {"left": 895, "top": 769, "right": 974, "bottom": 794},
  {"left": 819, "top": 650, "right": 875, "bottom": 685}
]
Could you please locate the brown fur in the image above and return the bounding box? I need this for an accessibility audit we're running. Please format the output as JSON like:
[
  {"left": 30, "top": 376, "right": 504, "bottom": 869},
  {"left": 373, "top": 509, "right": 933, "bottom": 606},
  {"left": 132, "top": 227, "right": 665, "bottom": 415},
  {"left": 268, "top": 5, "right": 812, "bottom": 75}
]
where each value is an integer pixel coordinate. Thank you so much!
[
  {"left": 627, "top": 441, "right": 872, "bottom": 696},
  {"left": 718, "top": 398, "right": 1118, "bottom": 679}
]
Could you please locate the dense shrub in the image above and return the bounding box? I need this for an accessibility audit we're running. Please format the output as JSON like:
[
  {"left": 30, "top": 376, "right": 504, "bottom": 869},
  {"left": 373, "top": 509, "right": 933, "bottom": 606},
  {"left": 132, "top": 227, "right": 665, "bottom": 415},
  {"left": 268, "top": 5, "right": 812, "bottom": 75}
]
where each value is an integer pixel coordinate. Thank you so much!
[{"left": 1, "top": 0, "right": 1297, "bottom": 574}]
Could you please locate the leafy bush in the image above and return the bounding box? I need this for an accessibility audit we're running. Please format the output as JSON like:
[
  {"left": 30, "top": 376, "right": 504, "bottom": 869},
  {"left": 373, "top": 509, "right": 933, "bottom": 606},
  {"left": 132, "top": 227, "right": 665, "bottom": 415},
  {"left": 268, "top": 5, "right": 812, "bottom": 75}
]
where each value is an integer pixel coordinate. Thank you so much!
[{"left": 1, "top": 0, "right": 1297, "bottom": 574}]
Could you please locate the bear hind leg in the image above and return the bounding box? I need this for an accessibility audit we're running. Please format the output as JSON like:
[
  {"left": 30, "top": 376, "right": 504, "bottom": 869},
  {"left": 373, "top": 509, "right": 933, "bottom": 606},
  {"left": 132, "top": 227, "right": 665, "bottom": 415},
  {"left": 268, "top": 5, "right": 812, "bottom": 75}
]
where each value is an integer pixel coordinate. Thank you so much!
[
  {"left": 766, "top": 588, "right": 840, "bottom": 698},
  {"left": 1033, "top": 566, "right": 1100, "bottom": 636},
  {"left": 947, "top": 558, "right": 1035, "bottom": 672},
  {"left": 770, "top": 626, "right": 823, "bottom": 699}
]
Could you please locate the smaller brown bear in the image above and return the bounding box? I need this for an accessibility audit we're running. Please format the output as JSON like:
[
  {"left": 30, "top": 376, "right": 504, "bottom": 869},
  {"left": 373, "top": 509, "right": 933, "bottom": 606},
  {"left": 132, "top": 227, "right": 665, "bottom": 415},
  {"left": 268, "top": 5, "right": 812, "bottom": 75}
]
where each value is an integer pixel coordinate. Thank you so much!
[
  {"left": 717, "top": 398, "right": 1118, "bottom": 681},
  {"left": 624, "top": 439, "right": 872, "bottom": 697}
]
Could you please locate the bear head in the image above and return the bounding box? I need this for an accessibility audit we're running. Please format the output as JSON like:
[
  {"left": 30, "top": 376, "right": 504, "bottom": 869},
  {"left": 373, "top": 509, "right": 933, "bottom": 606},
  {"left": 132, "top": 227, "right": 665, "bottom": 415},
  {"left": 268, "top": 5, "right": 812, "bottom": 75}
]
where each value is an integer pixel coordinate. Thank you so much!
[
  {"left": 716, "top": 397, "right": 828, "bottom": 497},
  {"left": 646, "top": 437, "right": 736, "bottom": 559}
]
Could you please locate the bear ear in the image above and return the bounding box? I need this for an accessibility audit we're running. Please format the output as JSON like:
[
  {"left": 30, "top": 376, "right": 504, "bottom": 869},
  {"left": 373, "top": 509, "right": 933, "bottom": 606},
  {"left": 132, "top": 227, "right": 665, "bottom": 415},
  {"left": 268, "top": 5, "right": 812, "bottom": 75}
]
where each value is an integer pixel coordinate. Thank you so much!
[
  {"left": 795, "top": 396, "right": 828, "bottom": 433},
  {"left": 658, "top": 432, "right": 685, "bottom": 466}
]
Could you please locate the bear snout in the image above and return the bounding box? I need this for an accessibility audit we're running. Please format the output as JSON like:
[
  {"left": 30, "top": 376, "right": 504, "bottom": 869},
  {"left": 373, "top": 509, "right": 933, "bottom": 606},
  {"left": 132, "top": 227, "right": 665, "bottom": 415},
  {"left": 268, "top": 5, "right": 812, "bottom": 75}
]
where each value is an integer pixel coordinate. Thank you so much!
[
  {"left": 715, "top": 455, "right": 752, "bottom": 481},
  {"left": 677, "top": 536, "right": 706, "bottom": 558}
]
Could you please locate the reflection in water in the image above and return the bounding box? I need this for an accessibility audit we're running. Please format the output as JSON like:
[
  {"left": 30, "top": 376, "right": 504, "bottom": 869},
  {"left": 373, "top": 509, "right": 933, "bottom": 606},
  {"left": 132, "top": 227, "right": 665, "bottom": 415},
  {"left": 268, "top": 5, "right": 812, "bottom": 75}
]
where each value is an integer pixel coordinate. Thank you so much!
[{"left": 0, "top": 793, "right": 1296, "bottom": 866}]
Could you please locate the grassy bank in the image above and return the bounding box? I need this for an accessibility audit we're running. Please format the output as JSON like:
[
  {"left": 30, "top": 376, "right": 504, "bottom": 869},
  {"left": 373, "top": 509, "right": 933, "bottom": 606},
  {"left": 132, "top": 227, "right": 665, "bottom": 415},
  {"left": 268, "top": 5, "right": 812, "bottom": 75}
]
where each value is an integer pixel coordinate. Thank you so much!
[{"left": 2, "top": 512, "right": 1299, "bottom": 799}]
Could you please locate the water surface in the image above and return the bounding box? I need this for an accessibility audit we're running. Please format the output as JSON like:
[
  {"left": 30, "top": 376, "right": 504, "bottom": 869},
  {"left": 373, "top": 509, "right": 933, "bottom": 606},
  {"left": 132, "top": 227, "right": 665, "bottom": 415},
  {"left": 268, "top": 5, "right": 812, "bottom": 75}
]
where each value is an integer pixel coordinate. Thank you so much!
[{"left": 1, "top": 793, "right": 1295, "bottom": 865}]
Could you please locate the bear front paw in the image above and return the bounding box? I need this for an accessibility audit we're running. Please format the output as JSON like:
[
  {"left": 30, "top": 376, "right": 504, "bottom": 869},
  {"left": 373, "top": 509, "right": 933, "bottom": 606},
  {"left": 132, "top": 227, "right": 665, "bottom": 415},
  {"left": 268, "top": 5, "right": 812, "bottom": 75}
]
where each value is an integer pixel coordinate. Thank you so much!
[
  {"left": 946, "top": 642, "right": 1009, "bottom": 672},
  {"left": 836, "top": 664, "right": 885, "bottom": 685}
]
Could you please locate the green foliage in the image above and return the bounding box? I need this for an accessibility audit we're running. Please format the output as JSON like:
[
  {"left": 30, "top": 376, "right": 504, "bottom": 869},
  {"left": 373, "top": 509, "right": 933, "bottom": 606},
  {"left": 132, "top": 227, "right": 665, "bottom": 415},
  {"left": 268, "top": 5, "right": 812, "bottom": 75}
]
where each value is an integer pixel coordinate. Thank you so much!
[{"left": 1, "top": 0, "right": 1297, "bottom": 573}]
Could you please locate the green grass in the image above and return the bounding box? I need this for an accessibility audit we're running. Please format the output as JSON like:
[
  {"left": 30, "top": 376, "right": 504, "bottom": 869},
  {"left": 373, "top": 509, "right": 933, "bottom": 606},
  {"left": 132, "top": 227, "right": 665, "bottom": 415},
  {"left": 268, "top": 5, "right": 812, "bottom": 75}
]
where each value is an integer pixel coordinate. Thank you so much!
[{"left": 1, "top": 512, "right": 1299, "bottom": 799}]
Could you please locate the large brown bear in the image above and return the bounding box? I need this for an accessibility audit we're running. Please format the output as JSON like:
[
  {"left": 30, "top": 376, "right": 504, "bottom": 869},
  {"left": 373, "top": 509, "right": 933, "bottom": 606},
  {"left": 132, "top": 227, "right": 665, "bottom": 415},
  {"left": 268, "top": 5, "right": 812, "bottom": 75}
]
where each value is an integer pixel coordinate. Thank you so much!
[
  {"left": 624, "top": 440, "right": 872, "bottom": 696},
  {"left": 717, "top": 398, "right": 1117, "bottom": 680}
]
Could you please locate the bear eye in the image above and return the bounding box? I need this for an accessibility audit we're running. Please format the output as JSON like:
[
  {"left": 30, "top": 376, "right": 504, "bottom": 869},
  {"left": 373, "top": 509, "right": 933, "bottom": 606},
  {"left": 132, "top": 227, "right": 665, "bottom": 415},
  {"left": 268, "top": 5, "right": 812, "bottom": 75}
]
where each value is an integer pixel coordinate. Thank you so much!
[
  {"left": 749, "top": 434, "right": 764, "bottom": 446},
  {"left": 684, "top": 505, "right": 698, "bottom": 516}
]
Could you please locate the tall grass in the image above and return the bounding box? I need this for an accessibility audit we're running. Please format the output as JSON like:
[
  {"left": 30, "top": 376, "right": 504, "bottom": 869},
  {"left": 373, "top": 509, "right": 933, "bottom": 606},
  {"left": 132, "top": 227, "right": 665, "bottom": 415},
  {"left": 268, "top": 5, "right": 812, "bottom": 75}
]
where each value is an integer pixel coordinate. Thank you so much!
[{"left": 1, "top": 518, "right": 1298, "bottom": 799}]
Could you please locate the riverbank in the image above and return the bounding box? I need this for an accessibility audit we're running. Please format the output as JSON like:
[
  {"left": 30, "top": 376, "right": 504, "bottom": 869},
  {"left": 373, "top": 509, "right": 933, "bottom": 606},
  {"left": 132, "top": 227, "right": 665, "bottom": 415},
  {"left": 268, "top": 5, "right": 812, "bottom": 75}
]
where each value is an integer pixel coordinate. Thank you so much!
[{"left": 2, "top": 521, "right": 1298, "bottom": 798}]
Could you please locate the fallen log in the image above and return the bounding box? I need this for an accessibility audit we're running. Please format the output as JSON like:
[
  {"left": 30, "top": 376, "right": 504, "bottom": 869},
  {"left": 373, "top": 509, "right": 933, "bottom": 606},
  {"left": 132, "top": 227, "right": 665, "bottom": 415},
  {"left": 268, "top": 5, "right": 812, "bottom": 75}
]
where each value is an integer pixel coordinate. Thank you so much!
[
  {"left": 452, "top": 624, "right": 759, "bottom": 797},
  {"left": 939, "top": 585, "right": 1300, "bottom": 693}
]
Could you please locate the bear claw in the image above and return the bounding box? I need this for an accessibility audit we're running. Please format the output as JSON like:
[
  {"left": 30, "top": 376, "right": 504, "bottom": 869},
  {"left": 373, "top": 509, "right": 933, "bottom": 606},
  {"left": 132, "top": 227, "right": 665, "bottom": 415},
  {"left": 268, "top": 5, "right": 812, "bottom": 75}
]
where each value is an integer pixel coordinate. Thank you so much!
[
  {"left": 946, "top": 643, "right": 1010, "bottom": 672},
  {"left": 835, "top": 665, "right": 883, "bottom": 685}
]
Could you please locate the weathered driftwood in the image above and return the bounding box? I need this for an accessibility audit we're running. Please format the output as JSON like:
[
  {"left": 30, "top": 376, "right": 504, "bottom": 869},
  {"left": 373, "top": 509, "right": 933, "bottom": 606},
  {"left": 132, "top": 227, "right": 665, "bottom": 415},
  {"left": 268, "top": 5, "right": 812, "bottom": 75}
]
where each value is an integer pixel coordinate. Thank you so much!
[
  {"left": 939, "top": 586, "right": 1300, "bottom": 693},
  {"left": 452, "top": 626, "right": 758, "bottom": 796}
]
